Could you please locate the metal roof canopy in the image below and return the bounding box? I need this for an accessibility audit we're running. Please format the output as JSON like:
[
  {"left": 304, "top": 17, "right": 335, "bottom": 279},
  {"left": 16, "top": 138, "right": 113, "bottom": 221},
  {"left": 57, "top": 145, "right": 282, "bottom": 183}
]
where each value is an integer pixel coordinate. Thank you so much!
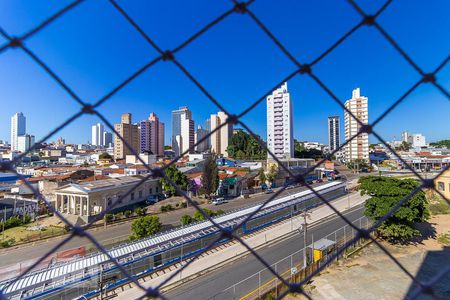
[{"left": 309, "top": 238, "right": 336, "bottom": 251}]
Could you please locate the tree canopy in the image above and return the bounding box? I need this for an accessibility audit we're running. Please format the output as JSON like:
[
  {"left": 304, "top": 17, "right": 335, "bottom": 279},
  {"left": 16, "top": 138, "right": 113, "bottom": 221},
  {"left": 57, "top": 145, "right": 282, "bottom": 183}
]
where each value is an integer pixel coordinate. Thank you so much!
[
  {"left": 129, "top": 215, "right": 161, "bottom": 241},
  {"left": 99, "top": 152, "right": 112, "bottom": 160},
  {"left": 359, "top": 176, "right": 429, "bottom": 243},
  {"left": 226, "top": 129, "right": 267, "bottom": 160},
  {"left": 395, "top": 141, "right": 411, "bottom": 152},
  {"left": 429, "top": 140, "right": 450, "bottom": 149},
  {"left": 159, "top": 165, "right": 189, "bottom": 195},
  {"left": 294, "top": 140, "right": 323, "bottom": 159},
  {"left": 201, "top": 155, "right": 219, "bottom": 198}
]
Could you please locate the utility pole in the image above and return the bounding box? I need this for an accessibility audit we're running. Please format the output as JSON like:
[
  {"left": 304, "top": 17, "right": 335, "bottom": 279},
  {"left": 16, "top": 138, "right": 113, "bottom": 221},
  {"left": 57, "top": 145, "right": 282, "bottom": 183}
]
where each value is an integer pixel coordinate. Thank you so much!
[{"left": 298, "top": 210, "right": 311, "bottom": 268}]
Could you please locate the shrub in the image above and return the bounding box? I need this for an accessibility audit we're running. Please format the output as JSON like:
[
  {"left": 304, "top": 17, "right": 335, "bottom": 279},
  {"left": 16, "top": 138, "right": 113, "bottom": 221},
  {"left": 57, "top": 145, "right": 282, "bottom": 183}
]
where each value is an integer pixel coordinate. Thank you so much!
[
  {"left": 134, "top": 207, "right": 145, "bottom": 216},
  {"left": 215, "top": 209, "right": 225, "bottom": 216},
  {"left": 124, "top": 210, "right": 132, "bottom": 218},
  {"left": 181, "top": 202, "right": 187, "bottom": 208},
  {"left": 24, "top": 214, "right": 32, "bottom": 224},
  {"left": 104, "top": 213, "right": 114, "bottom": 223},
  {"left": 160, "top": 204, "right": 174, "bottom": 213},
  {"left": 175, "top": 203, "right": 180, "bottom": 208},
  {"left": 0, "top": 238, "right": 15, "bottom": 248},
  {"left": 115, "top": 212, "right": 123, "bottom": 220},
  {"left": 4, "top": 216, "right": 22, "bottom": 230},
  {"left": 180, "top": 214, "right": 193, "bottom": 225}
]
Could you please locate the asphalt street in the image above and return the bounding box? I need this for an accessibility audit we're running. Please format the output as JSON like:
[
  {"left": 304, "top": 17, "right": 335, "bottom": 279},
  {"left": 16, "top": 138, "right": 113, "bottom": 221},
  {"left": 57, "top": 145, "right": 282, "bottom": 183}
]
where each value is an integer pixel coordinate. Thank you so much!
[{"left": 164, "top": 206, "right": 366, "bottom": 300}]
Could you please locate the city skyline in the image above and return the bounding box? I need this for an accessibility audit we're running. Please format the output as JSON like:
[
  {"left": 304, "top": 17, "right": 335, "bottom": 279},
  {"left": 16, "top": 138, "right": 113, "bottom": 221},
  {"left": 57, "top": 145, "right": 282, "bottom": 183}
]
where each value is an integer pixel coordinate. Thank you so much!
[{"left": 0, "top": 1, "right": 448, "bottom": 147}]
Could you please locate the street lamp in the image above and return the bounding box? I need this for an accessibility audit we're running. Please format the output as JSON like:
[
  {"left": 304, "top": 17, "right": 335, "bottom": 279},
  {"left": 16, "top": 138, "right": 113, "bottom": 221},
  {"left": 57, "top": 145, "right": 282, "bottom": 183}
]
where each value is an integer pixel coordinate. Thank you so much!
[{"left": 297, "top": 210, "right": 311, "bottom": 268}]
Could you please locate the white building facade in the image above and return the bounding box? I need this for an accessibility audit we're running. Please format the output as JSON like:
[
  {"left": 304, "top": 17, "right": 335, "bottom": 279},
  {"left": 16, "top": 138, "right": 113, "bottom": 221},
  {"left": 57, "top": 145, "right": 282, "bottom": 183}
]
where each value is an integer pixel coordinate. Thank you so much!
[
  {"left": 328, "top": 116, "right": 340, "bottom": 152},
  {"left": 266, "top": 82, "right": 294, "bottom": 160},
  {"left": 91, "top": 123, "right": 104, "bottom": 146},
  {"left": 11, "top": 112, "right": 26, "bottom": 152},
  {"left": 344, "top": 88, "right": 369, "bottom": 162},
  {"left": 17, "top": 134, "right": 35, "bottom": 153},
  {"left": 209, "top": 111, "right": 232, "bottom": 156}
]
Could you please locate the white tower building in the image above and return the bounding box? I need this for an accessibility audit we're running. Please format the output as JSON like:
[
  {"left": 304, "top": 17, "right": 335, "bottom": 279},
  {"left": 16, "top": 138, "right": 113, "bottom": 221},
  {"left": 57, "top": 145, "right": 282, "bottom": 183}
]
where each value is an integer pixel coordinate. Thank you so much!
[
  {"left": 11, "top": 112, "right": 26, "bottom": 152},
  {"left": 91, "top": 123, "right": 105, "bottom": 146},
  {"left": 344, "top": 88, "right": 369, "bottom": 162},
  {"left": 266, "top": 82, "right": 294, "bottom": 160}
]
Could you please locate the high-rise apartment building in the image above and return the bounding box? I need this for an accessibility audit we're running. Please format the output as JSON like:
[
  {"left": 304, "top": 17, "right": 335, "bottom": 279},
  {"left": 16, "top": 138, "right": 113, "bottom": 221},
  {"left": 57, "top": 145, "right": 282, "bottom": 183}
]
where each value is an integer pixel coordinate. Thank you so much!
[
  {"left": 209, "top": 111, "right": 232, "bottom": 157},
  {"left": 91, "top": 123, "right": 104, "bottom": 146},
  {"left": 17, "top": 134, "right": 35, "bottom": 153},
  {"left": 103, "top": 131, "right": 113, "bottom": 147},
  {"left": 344, "top": 88, "right": 369, "bottom": 162},
  {"left": 172, "top": 106, "right": 194, "bottom": 157},
  {"left": 266, "top": 82, "right": 294, "bottom": 160},
  {"left": 328, "top": 116, "right": 340, "bottom": 152},
  {"left": 114, "top": 113, "right": 140, "bottom": 160},
  {"left": 140, "top": 112, "right": 165, "bottom": 156},
  {"left": 11, "top": 112, "right": 26, "bottom": 152},
  {"left": 195, "top": 125, "right": 209, "bottom": 153}
]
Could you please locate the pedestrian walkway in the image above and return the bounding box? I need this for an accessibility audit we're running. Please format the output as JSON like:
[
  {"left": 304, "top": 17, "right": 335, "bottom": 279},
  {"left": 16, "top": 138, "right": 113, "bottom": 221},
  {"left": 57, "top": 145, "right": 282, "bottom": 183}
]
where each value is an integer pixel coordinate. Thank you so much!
[{"left": 106, "top": 192, "right": 367, "bottom": 299}]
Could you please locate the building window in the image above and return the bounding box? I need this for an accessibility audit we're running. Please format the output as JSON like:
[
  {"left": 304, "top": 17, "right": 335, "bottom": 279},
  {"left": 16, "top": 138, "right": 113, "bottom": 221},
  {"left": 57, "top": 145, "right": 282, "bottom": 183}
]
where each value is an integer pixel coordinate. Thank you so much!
[
  {"left": 438, "top": 182, "right": 445, "bottom": 191},
  {"left": 149, "top": 187, "right": 153, "bottom": 194},
  {"left": 131, "top": 192, "right": 135, "bottom": 201},
  {"left": 139, "top": 190, "right": 143, "bottom": 199},
  {"left": 156, "top": 187, "right": 159, "bottom": 193}
]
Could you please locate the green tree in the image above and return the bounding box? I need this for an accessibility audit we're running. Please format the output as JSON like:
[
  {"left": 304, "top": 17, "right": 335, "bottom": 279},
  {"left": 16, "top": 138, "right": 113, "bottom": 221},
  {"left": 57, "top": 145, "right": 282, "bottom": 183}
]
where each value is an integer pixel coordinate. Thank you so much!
[
  {"left": 180, "top": 214, "right": 193, "bottom": 225},
  {"left": 201, "top": 155, "right": 219, "bottom": 199},
  {"left": 359, "top": 176, "right": 429, "bottom": 243},
  {"left": 266, "top": 165, "right": 278, "bottom": 187},
  {"left": 294, "top": 140, "right": 323, "bottom": 159},
  {"left": 164, "top": 145, "right": 172, "bottom": 150},
  {"left": 160, "top": 165, "right": 189, "bottom": 195},
  {"left": 129, "top": 215, "right": 162, "bottom": 240},
  {"left": 99, "top": 152, "right": 112, "bottom": 160},
  {"left": 396, "top": 141, "right": 411, "bottom": 152},
  {"left": 258, "top": 168, "right": 266, "bottom": 186},
  {"left": 429, "top": 140, "right": 450, "bottom": 149},
  {"left": 346, "top": 159, "right": 369, "bottom": 171},
  {"left": 226, "top": 129, "right": 267, "bottom": 160}
]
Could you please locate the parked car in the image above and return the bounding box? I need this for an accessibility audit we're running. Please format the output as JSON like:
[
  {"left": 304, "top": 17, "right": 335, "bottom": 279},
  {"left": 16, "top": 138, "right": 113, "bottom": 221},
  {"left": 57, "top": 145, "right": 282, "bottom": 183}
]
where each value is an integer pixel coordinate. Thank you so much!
[
  {"left": 146, "top": 195, "right": 159, "bottom": 205},
  {"left": 212, "top": 197, "right": 227, "bottom": 205},
  {"left": 265, "top": 188, "right": 274, "bottom": 194}
]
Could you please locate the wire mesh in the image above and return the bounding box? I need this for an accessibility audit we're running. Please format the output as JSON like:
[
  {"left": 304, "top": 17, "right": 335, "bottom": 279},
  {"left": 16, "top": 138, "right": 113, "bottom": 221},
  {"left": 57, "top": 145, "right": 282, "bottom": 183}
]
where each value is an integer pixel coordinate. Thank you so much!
[{"left": 0, "top": 0, "right": 449, "bottom": 299}]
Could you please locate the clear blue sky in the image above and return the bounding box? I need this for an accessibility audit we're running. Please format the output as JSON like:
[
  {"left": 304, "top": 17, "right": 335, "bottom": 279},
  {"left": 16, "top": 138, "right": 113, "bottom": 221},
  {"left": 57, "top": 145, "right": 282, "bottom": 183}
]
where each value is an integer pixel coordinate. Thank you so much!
[{"left": 0, "top": 0, "right": 449, "bottom": 146}]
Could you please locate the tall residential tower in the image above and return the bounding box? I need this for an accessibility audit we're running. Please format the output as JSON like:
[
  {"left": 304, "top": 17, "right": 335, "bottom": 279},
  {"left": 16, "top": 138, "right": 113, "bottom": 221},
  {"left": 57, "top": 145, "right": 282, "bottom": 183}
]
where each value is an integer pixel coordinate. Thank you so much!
[
  {"left": 171, "top": 106, "right": 194, "bottom": 157},
  {"left": 114, "top": 113, "right": 140, "bottom": 160},
  {"left": 140, "top": 113, "right": 165, "bottom": 156},
  {"left": 11, "top": 112, "right": 26, "bottom": 152},
  {"left": 209, "top": 111, "right": 232, "bottom": 156},
  {"left": 328, "top": 116, "right": 340, "bottom": 152},
  {"left": 266, "top": 82, "right": 294, "bottom": 160},
  {"left": 91, "top": 123, "right": 104, "bottom": 146},
  {"left": 344, "top": 88, "right": 369, "bottom": 162}
]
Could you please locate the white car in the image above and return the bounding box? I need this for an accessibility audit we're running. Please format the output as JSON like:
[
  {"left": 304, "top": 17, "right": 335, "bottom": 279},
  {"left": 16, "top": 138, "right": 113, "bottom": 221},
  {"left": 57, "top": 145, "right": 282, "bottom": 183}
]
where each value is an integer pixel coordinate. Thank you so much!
[{"left": 212, "top": 198, "right": 227, "bottom": 205}]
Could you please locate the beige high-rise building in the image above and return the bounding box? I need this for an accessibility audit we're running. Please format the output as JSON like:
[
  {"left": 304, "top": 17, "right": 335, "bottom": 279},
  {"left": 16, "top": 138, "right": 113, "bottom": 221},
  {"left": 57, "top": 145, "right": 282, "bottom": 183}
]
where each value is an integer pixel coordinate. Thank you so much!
[
  {"left": 209, "top": 111, "right": 232, "bottom": 157},
  {"left": 344, "top": 88, "right": 369, "bottom": 162},
  {"left": 114, "top": 113, "right": 140, "bottom": 160}
]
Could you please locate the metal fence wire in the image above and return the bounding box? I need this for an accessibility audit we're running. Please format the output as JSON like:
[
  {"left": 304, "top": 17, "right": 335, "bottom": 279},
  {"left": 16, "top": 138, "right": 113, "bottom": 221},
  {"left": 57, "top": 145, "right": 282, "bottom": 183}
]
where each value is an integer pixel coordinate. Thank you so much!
[{"left": 0, "top": 0, "right": 449, "bottom": 299}]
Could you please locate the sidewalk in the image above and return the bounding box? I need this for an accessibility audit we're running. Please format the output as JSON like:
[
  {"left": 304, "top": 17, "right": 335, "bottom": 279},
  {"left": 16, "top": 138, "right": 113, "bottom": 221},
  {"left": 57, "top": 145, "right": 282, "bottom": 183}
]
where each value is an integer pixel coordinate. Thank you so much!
[{"left": 109, "top": 192, "right": 367, "bottom": 299}]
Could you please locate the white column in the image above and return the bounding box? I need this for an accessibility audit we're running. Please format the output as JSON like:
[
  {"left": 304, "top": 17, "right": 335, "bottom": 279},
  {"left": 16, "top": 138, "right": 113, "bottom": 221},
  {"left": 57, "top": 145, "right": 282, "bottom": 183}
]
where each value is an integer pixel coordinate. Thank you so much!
[
  {"left": 78, "top": 196, "right": 82, "bottom": 216},
  {"left": 86, "top": 197, "right": 90, "bottom": 216}
]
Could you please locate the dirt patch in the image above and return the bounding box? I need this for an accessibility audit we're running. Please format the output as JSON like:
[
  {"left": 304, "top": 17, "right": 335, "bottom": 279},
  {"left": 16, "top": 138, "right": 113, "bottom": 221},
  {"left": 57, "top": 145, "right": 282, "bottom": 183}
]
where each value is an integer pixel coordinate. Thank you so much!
[{"left": 295, "top": 215, "right": 450, "bottom": 300}]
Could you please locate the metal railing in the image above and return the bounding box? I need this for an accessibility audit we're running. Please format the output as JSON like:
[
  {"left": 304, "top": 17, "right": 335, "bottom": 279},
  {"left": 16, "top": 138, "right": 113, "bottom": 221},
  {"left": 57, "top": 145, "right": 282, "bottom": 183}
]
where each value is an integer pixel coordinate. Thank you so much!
[{"left": 0, "top": 0, "right": 449, "bottom": 299}]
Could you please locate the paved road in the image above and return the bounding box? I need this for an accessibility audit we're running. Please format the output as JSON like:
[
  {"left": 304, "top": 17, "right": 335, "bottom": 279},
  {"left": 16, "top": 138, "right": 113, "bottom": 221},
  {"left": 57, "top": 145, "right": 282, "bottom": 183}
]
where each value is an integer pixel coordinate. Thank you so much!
[
  {"left": 0, "top": 182, "right": 327, "bottom": 267},
  {"left": 165, "top": 206, "right": 366, "bottom": 300}
]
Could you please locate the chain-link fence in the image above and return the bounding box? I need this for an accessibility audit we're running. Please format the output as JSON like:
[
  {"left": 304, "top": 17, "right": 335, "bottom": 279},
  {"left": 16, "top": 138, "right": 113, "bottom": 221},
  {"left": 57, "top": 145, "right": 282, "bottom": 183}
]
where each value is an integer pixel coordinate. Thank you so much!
[{"left": 0, "top": 0, "right": 449, "bottom": 299}]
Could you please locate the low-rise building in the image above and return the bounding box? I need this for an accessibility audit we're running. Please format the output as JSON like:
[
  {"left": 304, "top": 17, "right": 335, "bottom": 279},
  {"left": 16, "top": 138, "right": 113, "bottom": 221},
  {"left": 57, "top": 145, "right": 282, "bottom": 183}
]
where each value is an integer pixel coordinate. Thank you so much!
[
  {"left": 55, "top": 176, "right": 161, "bottom": 223},
  {"left": 435, "top": 169, "right": 450, "bottom": 200}
]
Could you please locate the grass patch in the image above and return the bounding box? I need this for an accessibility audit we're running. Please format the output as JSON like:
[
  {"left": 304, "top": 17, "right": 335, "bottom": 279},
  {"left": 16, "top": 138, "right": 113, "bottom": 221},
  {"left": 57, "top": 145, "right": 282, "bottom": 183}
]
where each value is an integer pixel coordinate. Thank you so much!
[
  {"left": 437, "top": 233, "right": 450, "bottom": 245},
  {"left": 428, "top": 195, "right": 450, "bottom": 215},
  {"left": 1, "top": 223, "right": 66, "bottom": 246}
]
